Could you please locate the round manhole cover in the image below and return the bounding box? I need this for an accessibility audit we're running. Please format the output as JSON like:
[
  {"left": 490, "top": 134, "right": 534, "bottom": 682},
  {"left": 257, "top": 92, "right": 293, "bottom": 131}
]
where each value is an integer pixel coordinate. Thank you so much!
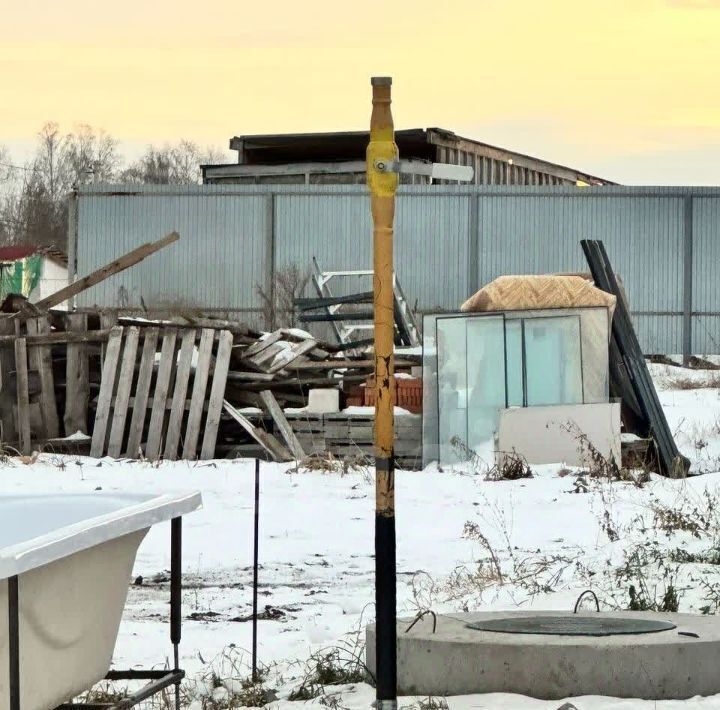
[{"left": 466, "top": 615, "right": 677, "bottom": 637}]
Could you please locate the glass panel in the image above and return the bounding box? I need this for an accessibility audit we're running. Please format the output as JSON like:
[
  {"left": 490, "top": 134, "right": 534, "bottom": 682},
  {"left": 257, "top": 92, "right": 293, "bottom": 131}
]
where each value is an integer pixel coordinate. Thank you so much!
[
  {"left": 505, "top": 319, "right": 523, "bottom": 407},
  {"left": 436, "top": 317, "right": 468, "bottom": 464},
  {"left": 466, "top": 316, "right": 506, "bottom": 455},
  {"left": 524, "top": 316, "right": 583, "bottom": 406},
  {"left": 422, "top": 314, "right": 440, "bottom": 467}
]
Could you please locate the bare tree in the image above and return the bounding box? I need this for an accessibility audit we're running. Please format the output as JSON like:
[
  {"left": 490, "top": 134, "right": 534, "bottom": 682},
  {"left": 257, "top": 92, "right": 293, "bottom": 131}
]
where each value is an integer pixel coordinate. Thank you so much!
[
  {"left": 120, "top": 140, "right": 225, "bottom": 185},
  {"left": 0, "top": 126, "right": 225, "bottom": 250},
  {"left": 256, "top": 265, "right": 311, "bottom": 330},
  {"left": 2, "top": 123, "right": 120, "bottom": 249}
]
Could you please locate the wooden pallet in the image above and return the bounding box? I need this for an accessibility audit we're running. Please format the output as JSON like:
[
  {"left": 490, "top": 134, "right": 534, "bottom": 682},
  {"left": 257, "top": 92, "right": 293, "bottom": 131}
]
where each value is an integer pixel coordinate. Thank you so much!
[
  {"left": 285, "top": 411, "right": 422, "bottom": 469},
  {"left": 90, "top": 325, "right": 233, "bottom": 460},
  {"left": 0, "top": 315, "right": 63, "bottom": 453}
]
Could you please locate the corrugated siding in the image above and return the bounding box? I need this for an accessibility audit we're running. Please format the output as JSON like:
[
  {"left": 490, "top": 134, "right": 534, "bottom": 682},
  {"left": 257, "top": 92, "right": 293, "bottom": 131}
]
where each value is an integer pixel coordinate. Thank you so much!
[
  {"left": 275, "top": 194, "right": 372, "bottom": 282},
  {"left": 396, "top": 195, "right": 470, "bottom": 310},
  {"left": 477, "top": 195, "right": 685, "bottom": 353},
  {"left": 692, "top": 198, "right": 720, "bottom": 354},
  {"left": 74, "top": 185, "right": 720, "bottom": 354},
  {"left": 77, "top": 191, "right": 267, "bottom": 313}
]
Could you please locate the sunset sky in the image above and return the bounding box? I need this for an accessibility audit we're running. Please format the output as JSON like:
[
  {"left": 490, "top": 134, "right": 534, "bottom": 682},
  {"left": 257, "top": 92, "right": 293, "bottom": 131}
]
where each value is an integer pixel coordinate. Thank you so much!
[{"left": 2, "top": 0, "right": 720, "bottom": 184}]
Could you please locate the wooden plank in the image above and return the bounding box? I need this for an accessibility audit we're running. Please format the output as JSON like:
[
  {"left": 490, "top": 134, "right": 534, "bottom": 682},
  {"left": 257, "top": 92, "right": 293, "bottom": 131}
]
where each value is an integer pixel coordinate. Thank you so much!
[
  {"left": 287, "top": 358, "right": 416, "bottom": 371},
  {"left": 226, "top": 371, "right": 277, "bottom": 382},
  {"left": 90, "top": 327, "right": 124, "bottom": 457},
  {"left": 107, "top": 327, "right": 140, "bottom": 458},
  {"left": 0, "top": 318, "right": 16, "bottom": 442},
  {"left": 243, "top": 330, "right": 282, "bottom": 359},
  {"left": 259, "top": 390, "right": 306, "bottom": 459},
  {"left": 31, "top": 317, "right": 59, "bottom": 439},
  {"left": 0, "top": 329, "right": 111, "bottom": 346},
  {"left": 182, "top": 329, "right": 215, "bottom": 460},
  {"left": 125, "top": 328, "right": 159, "bottom": 457},
  {"left": 32, "top": 232, "right": 179, "bottom": 311},
  {"left": 163, "top": 329, "right": 197, "bottom": 460},
  {"left": 200, "top": 331, "right": 234, "bottom": 459},
  {"left": 267, "top": 339, "right": 318, "bottom": 374},
  {"left": 248, "top": 342, "right": 284, "bottom": 369},
  {"left": 145, "top": 329, "right": 178, "bottom": 459},
  {"left": 14, "top": 338, "right": 31, "bottom": 454},
  {"left": 64, "top": 313, "right": 90, "bottom": 435},
  {"left": 223, "top": 400, "right": 292, "bottom": 462}
]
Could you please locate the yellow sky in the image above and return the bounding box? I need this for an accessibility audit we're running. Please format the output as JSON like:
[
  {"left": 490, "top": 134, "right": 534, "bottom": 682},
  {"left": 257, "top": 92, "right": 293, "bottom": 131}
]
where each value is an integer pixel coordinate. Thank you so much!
[{"left": 2, "top": 0, "right": 720, "bottom": 183}]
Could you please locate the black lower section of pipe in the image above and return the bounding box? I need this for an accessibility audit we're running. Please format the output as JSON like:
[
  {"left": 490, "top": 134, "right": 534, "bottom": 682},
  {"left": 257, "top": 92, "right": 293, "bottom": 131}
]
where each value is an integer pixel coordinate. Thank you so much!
[
  {"left": 375, "top": 507, "right": 397, "bottom": 701},
  {"left": 252, "top": 458, "right": 260, "bottom": 682},
  {"left": 170, "top": 517, "right": 182, "bottom": 649},
  {"left": 9, "top": 575, "right": 19, "bottom": 710}
]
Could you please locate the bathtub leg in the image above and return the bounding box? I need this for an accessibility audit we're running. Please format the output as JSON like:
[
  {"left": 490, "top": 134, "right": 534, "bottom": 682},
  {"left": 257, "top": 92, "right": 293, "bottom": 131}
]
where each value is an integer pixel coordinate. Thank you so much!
[
  {"left": 8, "top": 575, "right": 20, "bottom": 710},
  {"left": 170, "top": 517, "right": 182, "bottom": 710}
]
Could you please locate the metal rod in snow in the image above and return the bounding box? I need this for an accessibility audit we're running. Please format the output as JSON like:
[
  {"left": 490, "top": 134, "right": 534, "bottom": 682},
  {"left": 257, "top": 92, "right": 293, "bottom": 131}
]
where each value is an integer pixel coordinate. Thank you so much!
[{"left": 252, "top": 458, "right": 261, "bottom": 682}]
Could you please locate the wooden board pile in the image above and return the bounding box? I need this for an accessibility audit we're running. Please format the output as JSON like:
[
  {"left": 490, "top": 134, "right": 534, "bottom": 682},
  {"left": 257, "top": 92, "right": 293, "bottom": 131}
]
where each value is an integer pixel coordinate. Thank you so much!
[
  {"left": 0, "top": 231, "right": 423, "bottom": 465},
  {"left": 0, "top": 310, "right": 421, "bottom": 464}
]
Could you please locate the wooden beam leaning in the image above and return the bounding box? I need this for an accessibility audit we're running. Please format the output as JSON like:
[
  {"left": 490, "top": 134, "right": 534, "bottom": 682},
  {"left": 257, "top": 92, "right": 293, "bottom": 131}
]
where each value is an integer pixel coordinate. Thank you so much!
[
  {"left": 90, "top": 327, "right": 124, "bottom": 457},
  {"left": 182, "top": 329, "right": 215, "bottom": 460},
  {"left": 31, "top": 231, "right": 179, "bottom": 312},
  {"left": 164, "top": 329, "right": 198, "bottom": 460},
  {"left": 125, "top": 328, "right": 159, "bottom": 458},
  {"left": 200, "top": 330, "right": 234, "bottom": 460},
  {"left": 145, "top": 329, "right": 178, "bottom": 460},
  {"left": 107, "top": 327, "right": 140, "bottom": 458},
  {"left": 223, "top": 399, "right": 292, "bottom": 462},
  {"left": 259, "top": 390, "right": 306, "bottom": 460}
]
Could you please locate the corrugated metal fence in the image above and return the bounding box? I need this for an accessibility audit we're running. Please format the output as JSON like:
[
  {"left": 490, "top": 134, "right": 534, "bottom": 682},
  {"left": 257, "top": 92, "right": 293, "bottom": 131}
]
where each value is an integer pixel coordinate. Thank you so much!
[{"left": 71, "top": 185, "right": 720, "bottom": 356}]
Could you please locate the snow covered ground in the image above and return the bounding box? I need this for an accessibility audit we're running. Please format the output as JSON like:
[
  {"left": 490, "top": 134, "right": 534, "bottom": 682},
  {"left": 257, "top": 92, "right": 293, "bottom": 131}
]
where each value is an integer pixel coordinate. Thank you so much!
[{"left": 5, "top": 363, "right": 720, "bottom": 708}]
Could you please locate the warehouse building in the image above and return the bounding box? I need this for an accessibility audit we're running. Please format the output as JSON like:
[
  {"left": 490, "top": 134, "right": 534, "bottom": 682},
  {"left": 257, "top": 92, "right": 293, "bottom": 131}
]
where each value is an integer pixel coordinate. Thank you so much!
[{"left": 201, "top": 128, "right": 614, "bottom": 186}]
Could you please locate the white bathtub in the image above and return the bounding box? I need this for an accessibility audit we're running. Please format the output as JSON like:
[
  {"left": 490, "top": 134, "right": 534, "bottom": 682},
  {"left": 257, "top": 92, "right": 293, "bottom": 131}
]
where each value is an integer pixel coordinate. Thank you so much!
[{"left": 0, "top": 491, "right": 201, "bottom": 710}]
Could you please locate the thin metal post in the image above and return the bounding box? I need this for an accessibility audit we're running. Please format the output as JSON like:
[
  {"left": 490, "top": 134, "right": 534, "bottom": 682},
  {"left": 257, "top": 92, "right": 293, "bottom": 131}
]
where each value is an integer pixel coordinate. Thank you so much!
[
  {"left": 252, "top": 458, "right": 260, "bottom": 682},
  {"left": 368, "top": 76, "right": 398, "bottom": 710},
  {"left": 8, "top": 575, "right": 20, "bottom": 710},
  {"left": 170, "top": 517, "right": 182, "bottom": 710},
  {"left": 682, "top": 196, "right": 694, "bottom": 364}
]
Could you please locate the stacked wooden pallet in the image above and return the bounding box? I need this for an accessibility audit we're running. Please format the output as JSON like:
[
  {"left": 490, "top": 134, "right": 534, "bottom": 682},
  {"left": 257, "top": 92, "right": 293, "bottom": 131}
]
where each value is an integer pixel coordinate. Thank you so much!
[
  {"left": 285, "top": 411, "right": 422, "bottom": 470},
  {"left": 0, "top": 310, "right": 422, "bottom": 463},
  {"left": 90, "top": 325, "right": 233, "bottom": 460}
]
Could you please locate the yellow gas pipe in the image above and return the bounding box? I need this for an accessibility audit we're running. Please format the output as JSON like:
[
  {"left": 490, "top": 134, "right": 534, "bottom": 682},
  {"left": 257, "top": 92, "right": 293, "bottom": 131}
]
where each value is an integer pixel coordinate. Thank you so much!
[{"left": 367, "top": 75, "right": 398, "bottom": 709}]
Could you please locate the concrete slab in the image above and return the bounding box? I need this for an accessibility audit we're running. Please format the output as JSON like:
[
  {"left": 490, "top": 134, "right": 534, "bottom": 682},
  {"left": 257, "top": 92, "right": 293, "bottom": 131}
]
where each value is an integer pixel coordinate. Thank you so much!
[{"left": 366, "top": 611, "right": 720, "bottom": 699}]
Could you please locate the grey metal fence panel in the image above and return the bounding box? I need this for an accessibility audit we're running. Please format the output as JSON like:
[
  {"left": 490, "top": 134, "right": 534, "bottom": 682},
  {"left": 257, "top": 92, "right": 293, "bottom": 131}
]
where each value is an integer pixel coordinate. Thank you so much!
[
  {"left": 692, "top": 198, "right": 720, "bottom": 354},
  {"left": 477, "top": 194, "right": 685, "bottom": 354},
  {"left": 73, "top": 185, "right": 720, "bottom": 354},
  {"left": 274, "top": 194, "right": 372, "bottom": 284},
  {"left": 76, "top": 189, "right": 268, "bottom": 316}
]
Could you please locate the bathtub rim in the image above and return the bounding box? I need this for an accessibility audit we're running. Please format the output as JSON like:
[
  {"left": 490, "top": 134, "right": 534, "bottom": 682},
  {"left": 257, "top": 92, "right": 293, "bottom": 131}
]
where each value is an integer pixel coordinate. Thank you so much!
[{"left": 0, "top": 491, "right": 201, "bottom": 580}]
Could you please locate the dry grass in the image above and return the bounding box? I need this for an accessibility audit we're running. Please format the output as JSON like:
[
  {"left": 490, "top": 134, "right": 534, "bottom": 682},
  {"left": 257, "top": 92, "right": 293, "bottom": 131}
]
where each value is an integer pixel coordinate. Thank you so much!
[
  {"left": 665, "top": 373, "right": 720, "bottom": 390},
  {"left": 486, "top": 451, "right": 533, "bottom": 481},
  {"left": 288, "top": 451, "right": 372, "bottom": 478}
]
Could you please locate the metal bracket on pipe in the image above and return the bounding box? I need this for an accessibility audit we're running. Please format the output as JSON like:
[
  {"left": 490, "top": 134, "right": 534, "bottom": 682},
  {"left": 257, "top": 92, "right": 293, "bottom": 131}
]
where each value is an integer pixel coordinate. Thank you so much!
[{"left": 373, "top": 159, "right": 474, "bottom": 182}]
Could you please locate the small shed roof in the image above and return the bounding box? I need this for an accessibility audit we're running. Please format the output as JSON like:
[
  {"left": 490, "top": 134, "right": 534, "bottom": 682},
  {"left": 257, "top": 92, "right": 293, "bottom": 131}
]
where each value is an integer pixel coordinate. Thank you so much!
[
  {"left": 0, "top": 246, "right": 68, "bottom": 266},
  {"left": 0, "top": 245, "right": 38, "bottom": 261}
]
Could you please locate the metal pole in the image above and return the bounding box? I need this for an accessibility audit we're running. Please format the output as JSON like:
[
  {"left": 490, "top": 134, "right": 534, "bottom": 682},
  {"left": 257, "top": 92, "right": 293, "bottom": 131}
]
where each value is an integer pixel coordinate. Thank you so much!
[
  {"left": 170, "top": 517, "right": 182, "bottom": 710},
  {"left": 252, "top": 457, "right": 260, "bottom": 683},
  {"left": 8, "top": 575, "right": 20, "bottom": 710},
  {"left": 368, "top": 75, "right": 398, "bottom": 710}
]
